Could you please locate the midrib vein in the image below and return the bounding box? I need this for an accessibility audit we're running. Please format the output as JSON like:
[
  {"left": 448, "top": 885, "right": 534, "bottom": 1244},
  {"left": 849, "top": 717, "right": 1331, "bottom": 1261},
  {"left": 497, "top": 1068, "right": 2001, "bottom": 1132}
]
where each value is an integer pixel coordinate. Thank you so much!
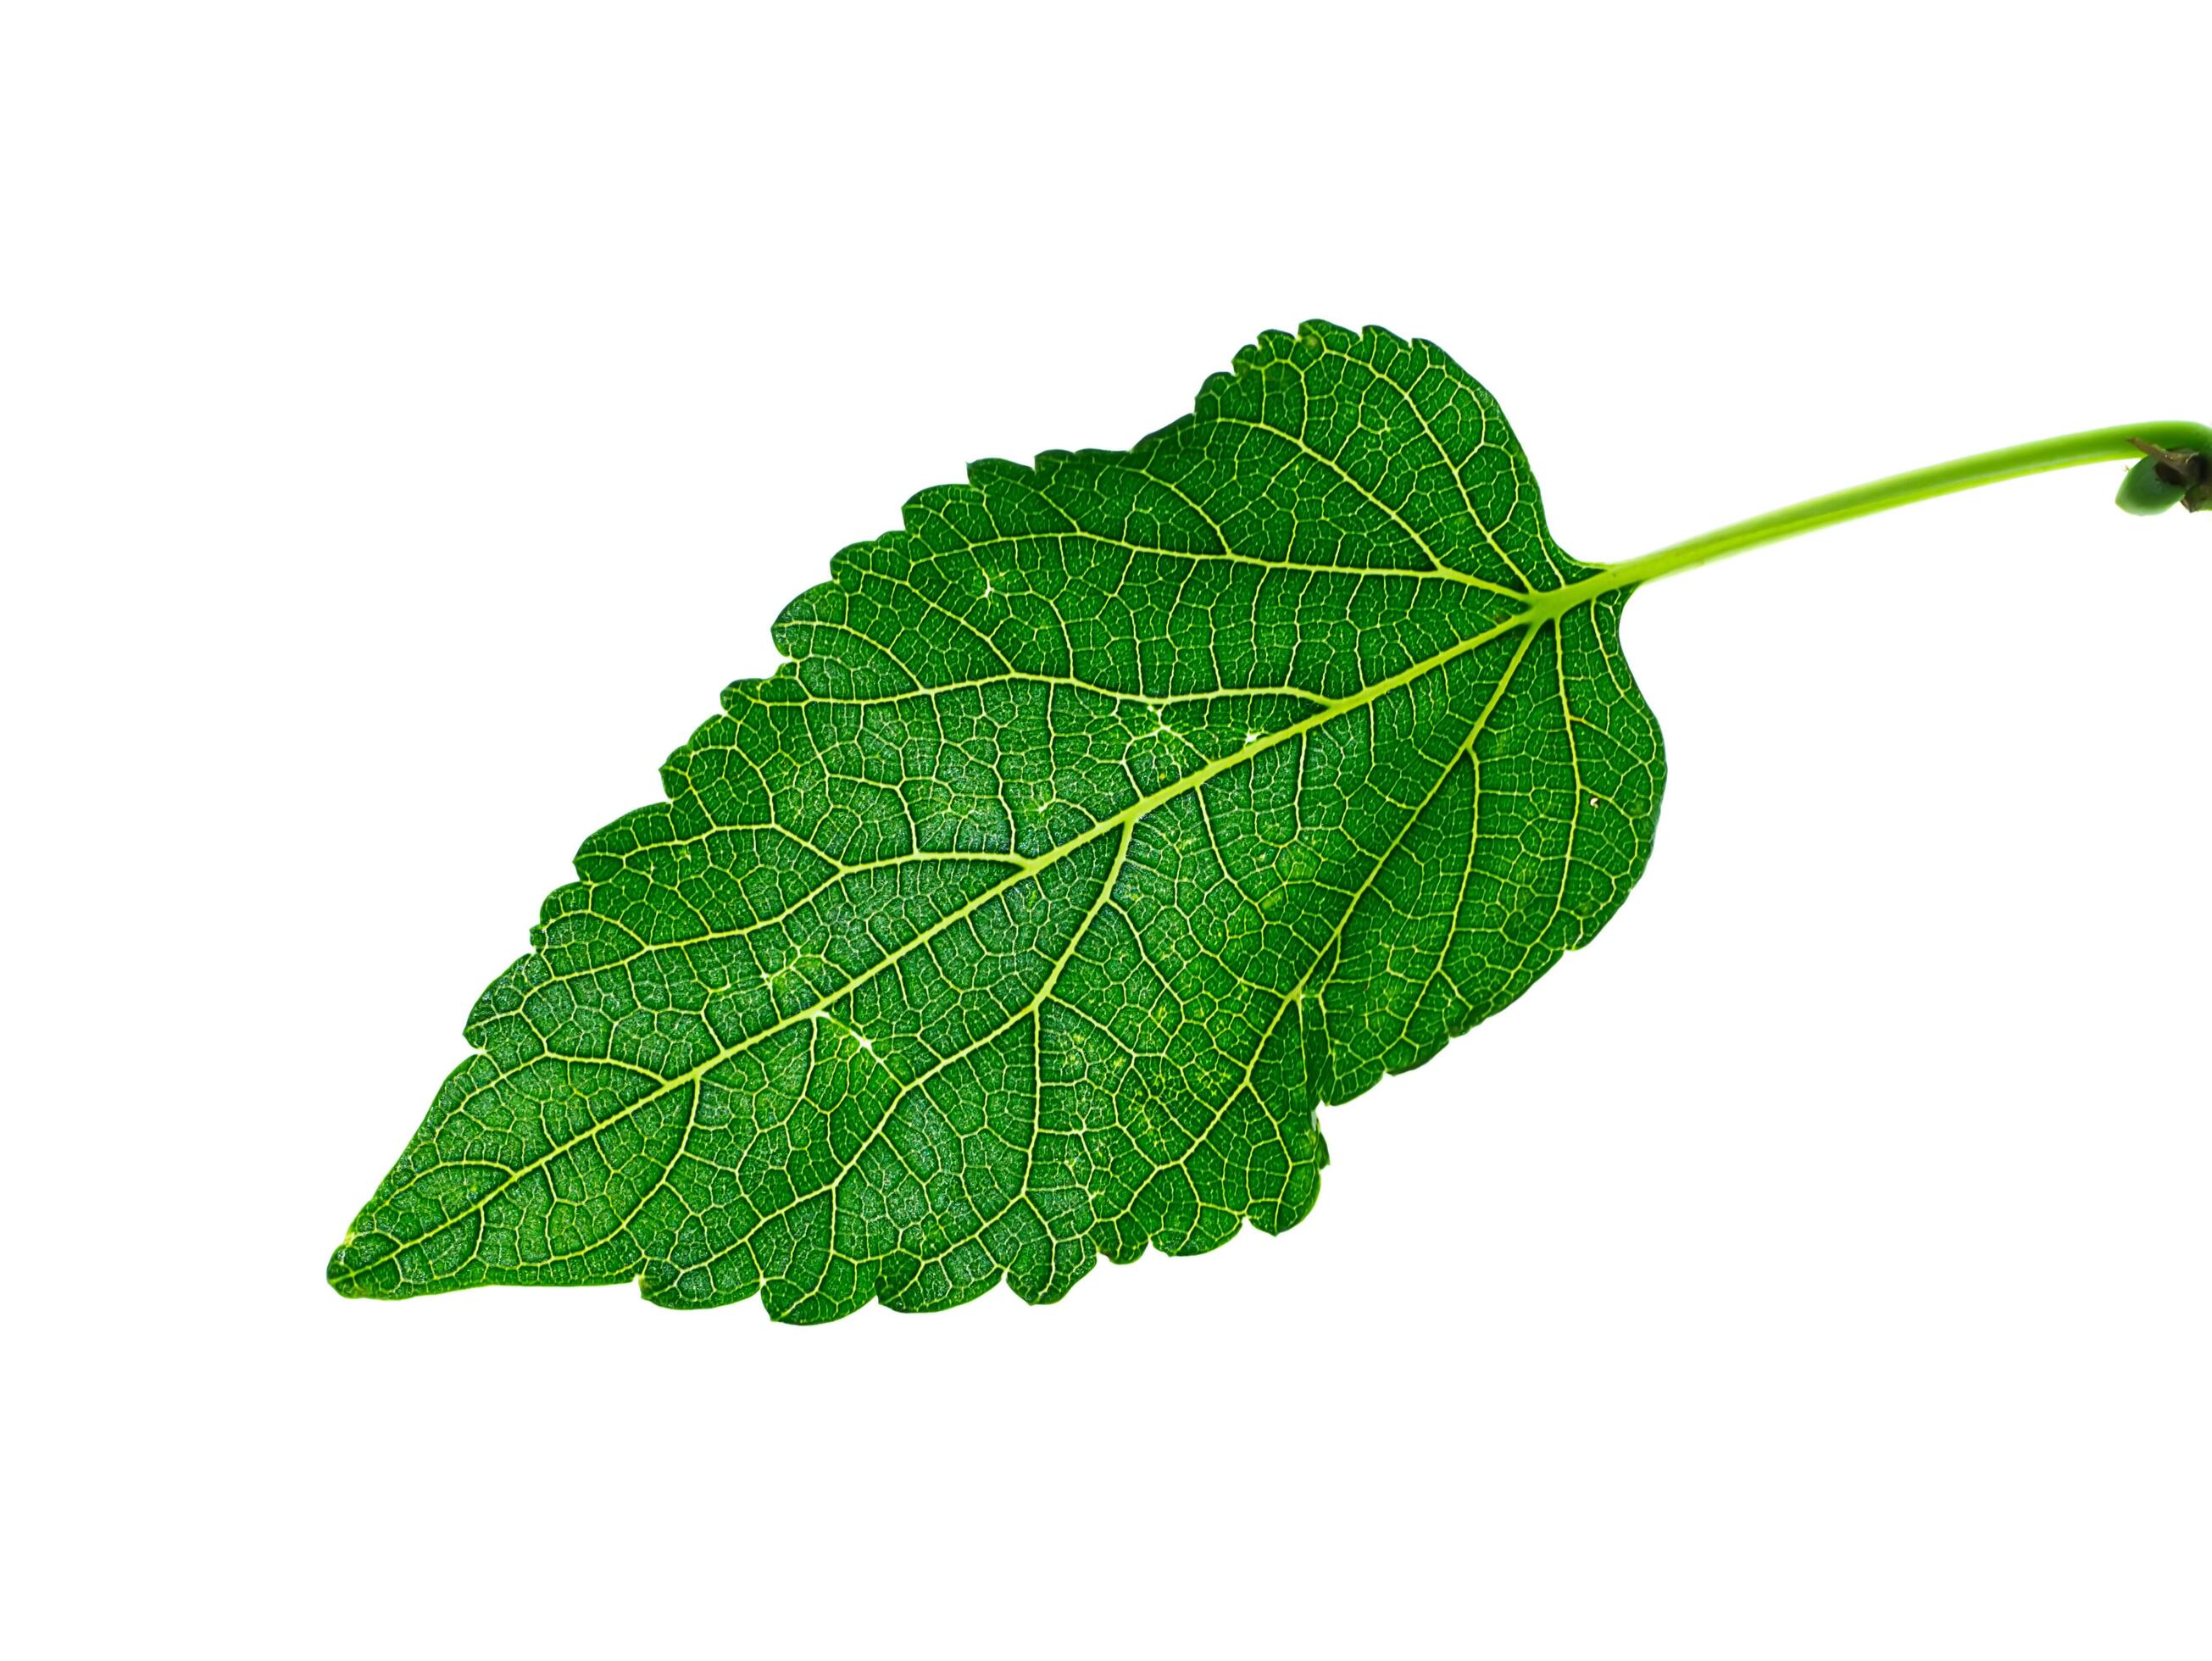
[{"left": 338, "top": 581, "right": 1612, "bottom": 1285}]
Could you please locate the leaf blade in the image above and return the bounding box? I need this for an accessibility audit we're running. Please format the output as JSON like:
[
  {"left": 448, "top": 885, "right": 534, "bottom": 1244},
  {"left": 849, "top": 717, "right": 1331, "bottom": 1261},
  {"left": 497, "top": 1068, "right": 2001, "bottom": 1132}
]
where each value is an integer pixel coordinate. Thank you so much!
[{"left": 329, "top": 321, "right": 1666, "bottom": 1318}]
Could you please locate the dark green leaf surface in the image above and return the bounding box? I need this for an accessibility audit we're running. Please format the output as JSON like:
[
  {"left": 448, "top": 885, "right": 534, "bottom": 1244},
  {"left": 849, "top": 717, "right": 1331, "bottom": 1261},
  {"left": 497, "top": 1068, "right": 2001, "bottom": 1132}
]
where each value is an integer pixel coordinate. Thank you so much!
[{"left": 329, "top": 322, "right": 1666, "bottom": 1319}]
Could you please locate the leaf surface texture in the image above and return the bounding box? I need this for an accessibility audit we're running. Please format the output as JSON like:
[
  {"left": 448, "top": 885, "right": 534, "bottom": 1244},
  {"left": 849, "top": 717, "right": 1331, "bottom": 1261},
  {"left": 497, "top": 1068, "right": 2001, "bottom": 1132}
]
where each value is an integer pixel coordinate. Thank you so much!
[{"left": 330, "top": 323, "right": 1665, "bottom": 1319}]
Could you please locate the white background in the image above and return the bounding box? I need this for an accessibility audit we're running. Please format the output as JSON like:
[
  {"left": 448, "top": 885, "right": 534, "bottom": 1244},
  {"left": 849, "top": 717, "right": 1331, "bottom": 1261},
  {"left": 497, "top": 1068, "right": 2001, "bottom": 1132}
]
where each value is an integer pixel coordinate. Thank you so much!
[{"left": 6, "top": 4, "right": 2207, "bottom": 1656}]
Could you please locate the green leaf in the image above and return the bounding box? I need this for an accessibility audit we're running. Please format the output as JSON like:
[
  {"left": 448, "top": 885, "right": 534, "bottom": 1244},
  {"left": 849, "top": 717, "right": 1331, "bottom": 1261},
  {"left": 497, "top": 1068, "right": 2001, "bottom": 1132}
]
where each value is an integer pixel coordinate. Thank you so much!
[{"left": 328, "top": 321, "right": 1665, "bottom": 1319}]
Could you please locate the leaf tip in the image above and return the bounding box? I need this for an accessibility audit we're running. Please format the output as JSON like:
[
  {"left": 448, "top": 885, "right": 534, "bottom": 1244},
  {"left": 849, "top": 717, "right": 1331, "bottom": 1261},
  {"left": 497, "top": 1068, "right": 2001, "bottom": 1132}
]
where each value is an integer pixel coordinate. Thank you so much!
[{"left": 325, "top": 1225, "right": 390, "bottom": 1298}]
